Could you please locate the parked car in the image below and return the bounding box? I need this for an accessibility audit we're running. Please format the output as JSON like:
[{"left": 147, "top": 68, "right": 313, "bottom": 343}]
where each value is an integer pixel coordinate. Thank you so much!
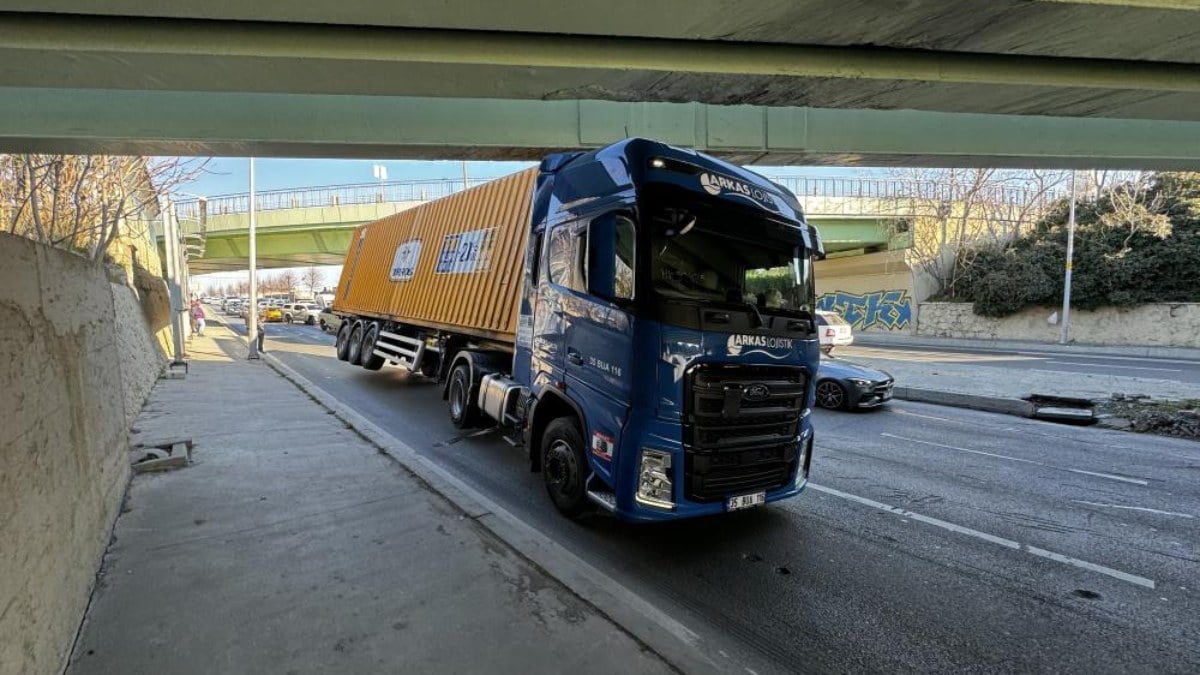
[
  {"left": 317, "top": 309, "right": 342, "bottom": 334},
  {"left": 259, "top": 305, "right": 284, "bottom": 323},
  {"left": 224, "top": 301, "right": 242, "bottom": 316},
  {"left": 815, "top": 356, "right": 894, "bottom": 411},
  {"left": 816, "top": 310, "right": 854, "bottom": 353},
  {"left": 283, "top": 302, "right": 323, "bottom": 325}
]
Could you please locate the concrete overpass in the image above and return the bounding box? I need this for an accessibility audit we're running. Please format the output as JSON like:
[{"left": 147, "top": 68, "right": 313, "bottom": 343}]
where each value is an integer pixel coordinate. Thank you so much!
[
  {"left": 3, "top": 2, "right": 1200, "bottom": 168},
  {"left": 173, "top": 176, "right": 917, "bottom": 274}
]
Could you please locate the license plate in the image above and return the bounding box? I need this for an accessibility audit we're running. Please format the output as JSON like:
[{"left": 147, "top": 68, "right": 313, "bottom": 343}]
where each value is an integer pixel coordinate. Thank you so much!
[
  {"left": 881, "top": 390, "right": 893, "bottom": 400},
  {"left": 727, "top": 492, "right": 766, "bottom": 511}
]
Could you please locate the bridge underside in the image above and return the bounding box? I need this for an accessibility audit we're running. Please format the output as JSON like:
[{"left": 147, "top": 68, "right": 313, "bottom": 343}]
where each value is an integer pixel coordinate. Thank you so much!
[
  {"left": 175, "top": 212, "right": 892, "bottom": 274},
  {"left": 3, "top": 2, "right": 1200, "bottom": 168}
]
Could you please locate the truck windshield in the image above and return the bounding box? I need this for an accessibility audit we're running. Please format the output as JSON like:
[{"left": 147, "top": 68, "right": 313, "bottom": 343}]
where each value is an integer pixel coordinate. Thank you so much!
[{"left": 650, "top": 224, "right": 815, "bottom": 318}]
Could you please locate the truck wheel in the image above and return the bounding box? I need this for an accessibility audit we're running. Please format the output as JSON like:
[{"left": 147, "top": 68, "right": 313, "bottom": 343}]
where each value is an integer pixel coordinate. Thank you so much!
[
  {"left": 447, "top": 362, "right": 480, "bottom": 429},
  {"left": 347, "top": 322, "right": 364, "bottom": 364},
  {"left": 541, "top": 417, "right": 590, "bottom": 518},
  {"left": 335, "top": 322, "right": 352, "bottom": 361},
  {"left": 360, "top": 324, "right": 385, "bottom": 371}
]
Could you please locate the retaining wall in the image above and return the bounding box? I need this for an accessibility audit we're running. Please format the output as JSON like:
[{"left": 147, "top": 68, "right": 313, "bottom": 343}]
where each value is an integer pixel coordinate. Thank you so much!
[
  {"left": 0, "top": 232, "right": 168, "bottom": 675},
  {"left": 917, "top": 302, "right": 1200, "bottom": 348}
]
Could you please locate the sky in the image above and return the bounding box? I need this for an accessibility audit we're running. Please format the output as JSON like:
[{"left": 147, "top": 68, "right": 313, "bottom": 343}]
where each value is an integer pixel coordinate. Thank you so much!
[{"left": 183, "top": 156, "right": 886, "bottom": 290}]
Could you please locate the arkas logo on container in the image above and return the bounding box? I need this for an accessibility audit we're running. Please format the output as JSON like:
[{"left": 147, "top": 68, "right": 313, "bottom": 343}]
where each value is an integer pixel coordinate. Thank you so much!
[
  {"left": 699, "top": 172, "right": 777, "bottom": 210},
  {"left": 726, "top": 334, "right": 794, "bottom": 357}
]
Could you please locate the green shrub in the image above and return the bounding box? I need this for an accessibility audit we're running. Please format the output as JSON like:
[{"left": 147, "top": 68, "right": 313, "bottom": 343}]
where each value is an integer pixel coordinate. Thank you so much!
[{"left": 948, "top": 172, "right": 1200, "bottom": 316}]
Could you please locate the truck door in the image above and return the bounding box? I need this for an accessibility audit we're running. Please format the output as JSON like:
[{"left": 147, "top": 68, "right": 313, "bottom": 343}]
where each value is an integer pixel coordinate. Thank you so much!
[{"left": 549, "top": 213, "right": 636, "bottom": 479}]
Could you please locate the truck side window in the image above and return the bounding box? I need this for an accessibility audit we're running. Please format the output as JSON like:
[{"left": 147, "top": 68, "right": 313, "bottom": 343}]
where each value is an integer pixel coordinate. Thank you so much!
[{"left": 547, "top": 224, "right": 586, "bottom": 292}]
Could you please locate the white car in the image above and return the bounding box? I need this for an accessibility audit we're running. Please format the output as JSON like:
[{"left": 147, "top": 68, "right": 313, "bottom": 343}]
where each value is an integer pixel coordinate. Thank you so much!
[
  {"left": 816, "top": 310, "right": 854, "bottom": 353},
  {"left": 283, "top": 303, "right": 323, "bottom": 325}
]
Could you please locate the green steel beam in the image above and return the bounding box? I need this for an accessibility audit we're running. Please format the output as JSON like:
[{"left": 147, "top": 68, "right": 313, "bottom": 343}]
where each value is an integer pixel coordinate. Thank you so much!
[
  {"left": 175, "top": 211, "right": 888, "bottom": 274},
  {"left": 4, "top": 88, "right": 1200, "bottom": 169},
  {"left": 2, "top": 12, "right": 1198, "bottom": 94}
]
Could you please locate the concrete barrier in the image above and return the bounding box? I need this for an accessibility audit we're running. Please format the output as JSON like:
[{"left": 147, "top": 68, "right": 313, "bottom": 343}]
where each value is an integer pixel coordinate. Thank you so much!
[{"left": 893, "top": 386, "right": 1036, "bottom": 418}]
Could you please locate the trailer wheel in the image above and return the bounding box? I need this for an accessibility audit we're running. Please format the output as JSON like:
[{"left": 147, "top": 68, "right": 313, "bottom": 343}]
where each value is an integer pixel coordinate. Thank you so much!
[
  {"left": 335, "top": 321, "right": 353, "bottom": 361},
  {"left": 541, "top": 417, "right": 589, "bottom": 518},
  {"left": 447, "top": 362, "right": 480, "bottom": 429},
  {"left": 360, "top": 324, "right": 385, "bottom": 371},
  {"left": 347, "top": 322, "right": 364, "bottom": 364}
]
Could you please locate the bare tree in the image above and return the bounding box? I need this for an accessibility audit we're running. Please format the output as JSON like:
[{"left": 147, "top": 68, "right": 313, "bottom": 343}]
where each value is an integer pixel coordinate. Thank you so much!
[
  {"left": 1, "top": 154, "right": 206, "bottom": 263},
  {"left": 301, "top": 266, "right": 324, "bottom": 296},
  {"left": 881, "top": 167, "right": 1068, "bottom": 297}
]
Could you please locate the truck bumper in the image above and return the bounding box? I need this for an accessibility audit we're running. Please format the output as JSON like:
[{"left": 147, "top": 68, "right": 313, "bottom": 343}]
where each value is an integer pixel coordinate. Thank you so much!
[{"left": 608, "top": 414, "right": 813, "bottom": 523}]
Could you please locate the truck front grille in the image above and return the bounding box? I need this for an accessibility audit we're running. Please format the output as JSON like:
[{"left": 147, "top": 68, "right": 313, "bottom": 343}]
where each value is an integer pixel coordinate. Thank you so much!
[{"left": 683, "top": 364, "right": 807, "bottom": 502}]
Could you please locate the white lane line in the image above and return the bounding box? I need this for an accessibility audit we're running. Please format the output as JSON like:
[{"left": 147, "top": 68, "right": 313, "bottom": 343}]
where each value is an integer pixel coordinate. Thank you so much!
[
  {"left": 880, "top": 433, "right": 1149, "bottom": 486},
  {"left": 1017, "top": 351, "right": 1200, "bottom": 366},
  {"left": 892, "top": 409, "right": 953, "bottom": 422},
  {"left": 1065, "top": 469, "right": 1149, "bottom": 486},
  {"left": 1071, "top": 500, "right": 1195, "bottom": 519},
  {"left": 1046, "top": 360, "right": 1182, "bottom": 373},
  {"left": 809, "top": 483, "right": 1156, "bottom": 589}
]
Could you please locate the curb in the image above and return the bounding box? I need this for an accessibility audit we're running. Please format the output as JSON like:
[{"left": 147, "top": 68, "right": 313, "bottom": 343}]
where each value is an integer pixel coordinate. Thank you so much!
[
  {"left": 206, "top": 316, "right": 723, "bottom": 675},
  {"left": 855, "top": 334, "right": 1200, "bottom": 362},
  {"left": 893, "top": 386, "right": 1036, "bottom": 418}
]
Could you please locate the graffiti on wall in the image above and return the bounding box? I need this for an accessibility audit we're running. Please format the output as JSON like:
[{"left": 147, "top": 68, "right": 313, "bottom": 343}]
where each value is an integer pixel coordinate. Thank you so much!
[{"left": 817, "top": 290, "right": 913, "bottom": 331}]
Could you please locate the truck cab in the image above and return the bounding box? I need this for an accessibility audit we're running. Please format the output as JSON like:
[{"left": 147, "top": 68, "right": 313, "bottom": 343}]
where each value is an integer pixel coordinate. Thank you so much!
[{"left": 505, "top": 139, "right": 824, "bottom": 521}]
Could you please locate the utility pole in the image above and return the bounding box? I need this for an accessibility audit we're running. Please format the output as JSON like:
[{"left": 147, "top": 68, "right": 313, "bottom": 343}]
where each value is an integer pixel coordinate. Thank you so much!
[
  {"left": 1059, "top": 170, "right": 1078, "bottom": 345},
  {"left": 248, "top": 158, "right": 260, "bottom": 359},
  {"left": 462, "top": 160, "right": 469, "bottom": 191}
]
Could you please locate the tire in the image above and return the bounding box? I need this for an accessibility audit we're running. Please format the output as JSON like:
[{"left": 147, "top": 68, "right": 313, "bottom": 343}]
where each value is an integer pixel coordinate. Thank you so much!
[
  {"left": 360, "top": 324, "right": 385, "bottom": 371},
  {"left": 284, "top": 314, "right": 293, "bottom": 324},
  {"left": 347, "top": 322, "right": 364, "bottom": 365},
  {"left": 447, "top": 362, "right": 480, "bottom": 429},
  {"left": 815, "top": 379, "right": 851, "bottom": 411},
  {"left": 319, "top": 320, "right": 327, "bottom": 333},
  {"left": 541, "top": 417, "right": 590, "bottom": 518},
  {"left": 335, "top": 321, "right": 353, "bottom": 361}
]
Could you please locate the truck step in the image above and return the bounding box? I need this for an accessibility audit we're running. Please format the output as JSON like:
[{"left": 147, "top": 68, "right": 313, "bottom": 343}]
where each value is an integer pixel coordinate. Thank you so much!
[{"left": 586, "top": 489, "right": 617, "bottom": 512}]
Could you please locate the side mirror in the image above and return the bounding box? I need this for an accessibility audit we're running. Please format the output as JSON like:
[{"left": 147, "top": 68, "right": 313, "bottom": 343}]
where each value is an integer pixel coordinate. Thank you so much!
[
  {"left": 587, "top": 214, "right": 635, "bottom": 303},
  {"left": 587, "top": 216, "right": 617, "bottom": 301}
]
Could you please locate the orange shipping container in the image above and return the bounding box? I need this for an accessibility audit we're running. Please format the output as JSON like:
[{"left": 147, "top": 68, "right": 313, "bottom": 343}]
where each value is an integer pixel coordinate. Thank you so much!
[{"left": 332, "top": 168, "right": 537, "bottom": 343}]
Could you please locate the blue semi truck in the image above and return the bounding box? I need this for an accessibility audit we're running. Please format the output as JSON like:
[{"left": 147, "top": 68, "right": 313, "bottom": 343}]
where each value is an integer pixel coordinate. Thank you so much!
[{"left": 332, "top": 138, "right": 825, "bottom": 521}]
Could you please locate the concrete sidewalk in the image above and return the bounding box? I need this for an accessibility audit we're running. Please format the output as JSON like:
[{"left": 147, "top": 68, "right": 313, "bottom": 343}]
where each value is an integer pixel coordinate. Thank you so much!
[{"left": 67, "top": 325, "right": 674, "bottom": 675}]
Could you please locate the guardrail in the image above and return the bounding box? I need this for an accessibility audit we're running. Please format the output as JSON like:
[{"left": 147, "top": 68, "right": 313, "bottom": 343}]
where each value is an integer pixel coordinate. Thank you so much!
[{"left": 173, "top": 174, "right": 1058, "bottom": 226}]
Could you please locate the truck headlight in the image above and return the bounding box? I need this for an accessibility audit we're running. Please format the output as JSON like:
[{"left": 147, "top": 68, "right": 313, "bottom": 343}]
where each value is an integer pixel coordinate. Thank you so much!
[
  {"left": 636, "top": 449, "right": 674, "bottom": 510},
  {"left": 795, "top": 432, "right": 813, "bottom": 486}
]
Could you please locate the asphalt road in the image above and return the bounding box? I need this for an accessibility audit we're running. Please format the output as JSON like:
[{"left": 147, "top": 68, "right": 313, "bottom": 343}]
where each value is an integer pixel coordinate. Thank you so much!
[
  {"left": 839, "top": 342, "right": 1200, "bottom": 386},
  {"left": 225, "top": 315, "right": 1200, "bottom": 674}
]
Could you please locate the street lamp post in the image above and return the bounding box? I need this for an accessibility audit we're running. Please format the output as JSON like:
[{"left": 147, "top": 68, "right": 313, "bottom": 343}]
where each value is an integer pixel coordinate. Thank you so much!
[
  {"left": 1059, "top": 170, "right": 1078, "bottom": 345},
  {"left": 248, "top": 158, "right": 260, "bottom": 359}
]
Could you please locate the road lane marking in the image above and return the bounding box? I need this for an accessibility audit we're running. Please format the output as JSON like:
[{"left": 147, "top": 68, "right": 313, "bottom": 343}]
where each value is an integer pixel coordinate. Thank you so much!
[
  {"left": 892, "top": 409, "right": 953, "bottom": 422},
  {"left": 1016, "top": 351, "right": 1200, "bottom": 366},
  {"left": 1045, "top": 360, "right": 1182, "bottom": 373},
  {"left": 1071, "top": 500, "right": 1195, "bottom": 519},
  {"left": 808, "top": 483, "right": 1156, "bottom": 589},
  {"left": 1064, "top": 469, "right": 1149, "bottom": 485},
  {"left": 880, "top": 433, "right": 1149, "bottom": 486}
]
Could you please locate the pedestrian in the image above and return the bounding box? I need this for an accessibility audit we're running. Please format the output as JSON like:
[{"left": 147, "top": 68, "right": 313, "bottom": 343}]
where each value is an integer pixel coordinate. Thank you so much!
[
  {"left": 256, "top": 323, "right": 266, "bottom": 353},
  {"left": 191, "top": 300, "right": 206, "bottom": 336}
]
